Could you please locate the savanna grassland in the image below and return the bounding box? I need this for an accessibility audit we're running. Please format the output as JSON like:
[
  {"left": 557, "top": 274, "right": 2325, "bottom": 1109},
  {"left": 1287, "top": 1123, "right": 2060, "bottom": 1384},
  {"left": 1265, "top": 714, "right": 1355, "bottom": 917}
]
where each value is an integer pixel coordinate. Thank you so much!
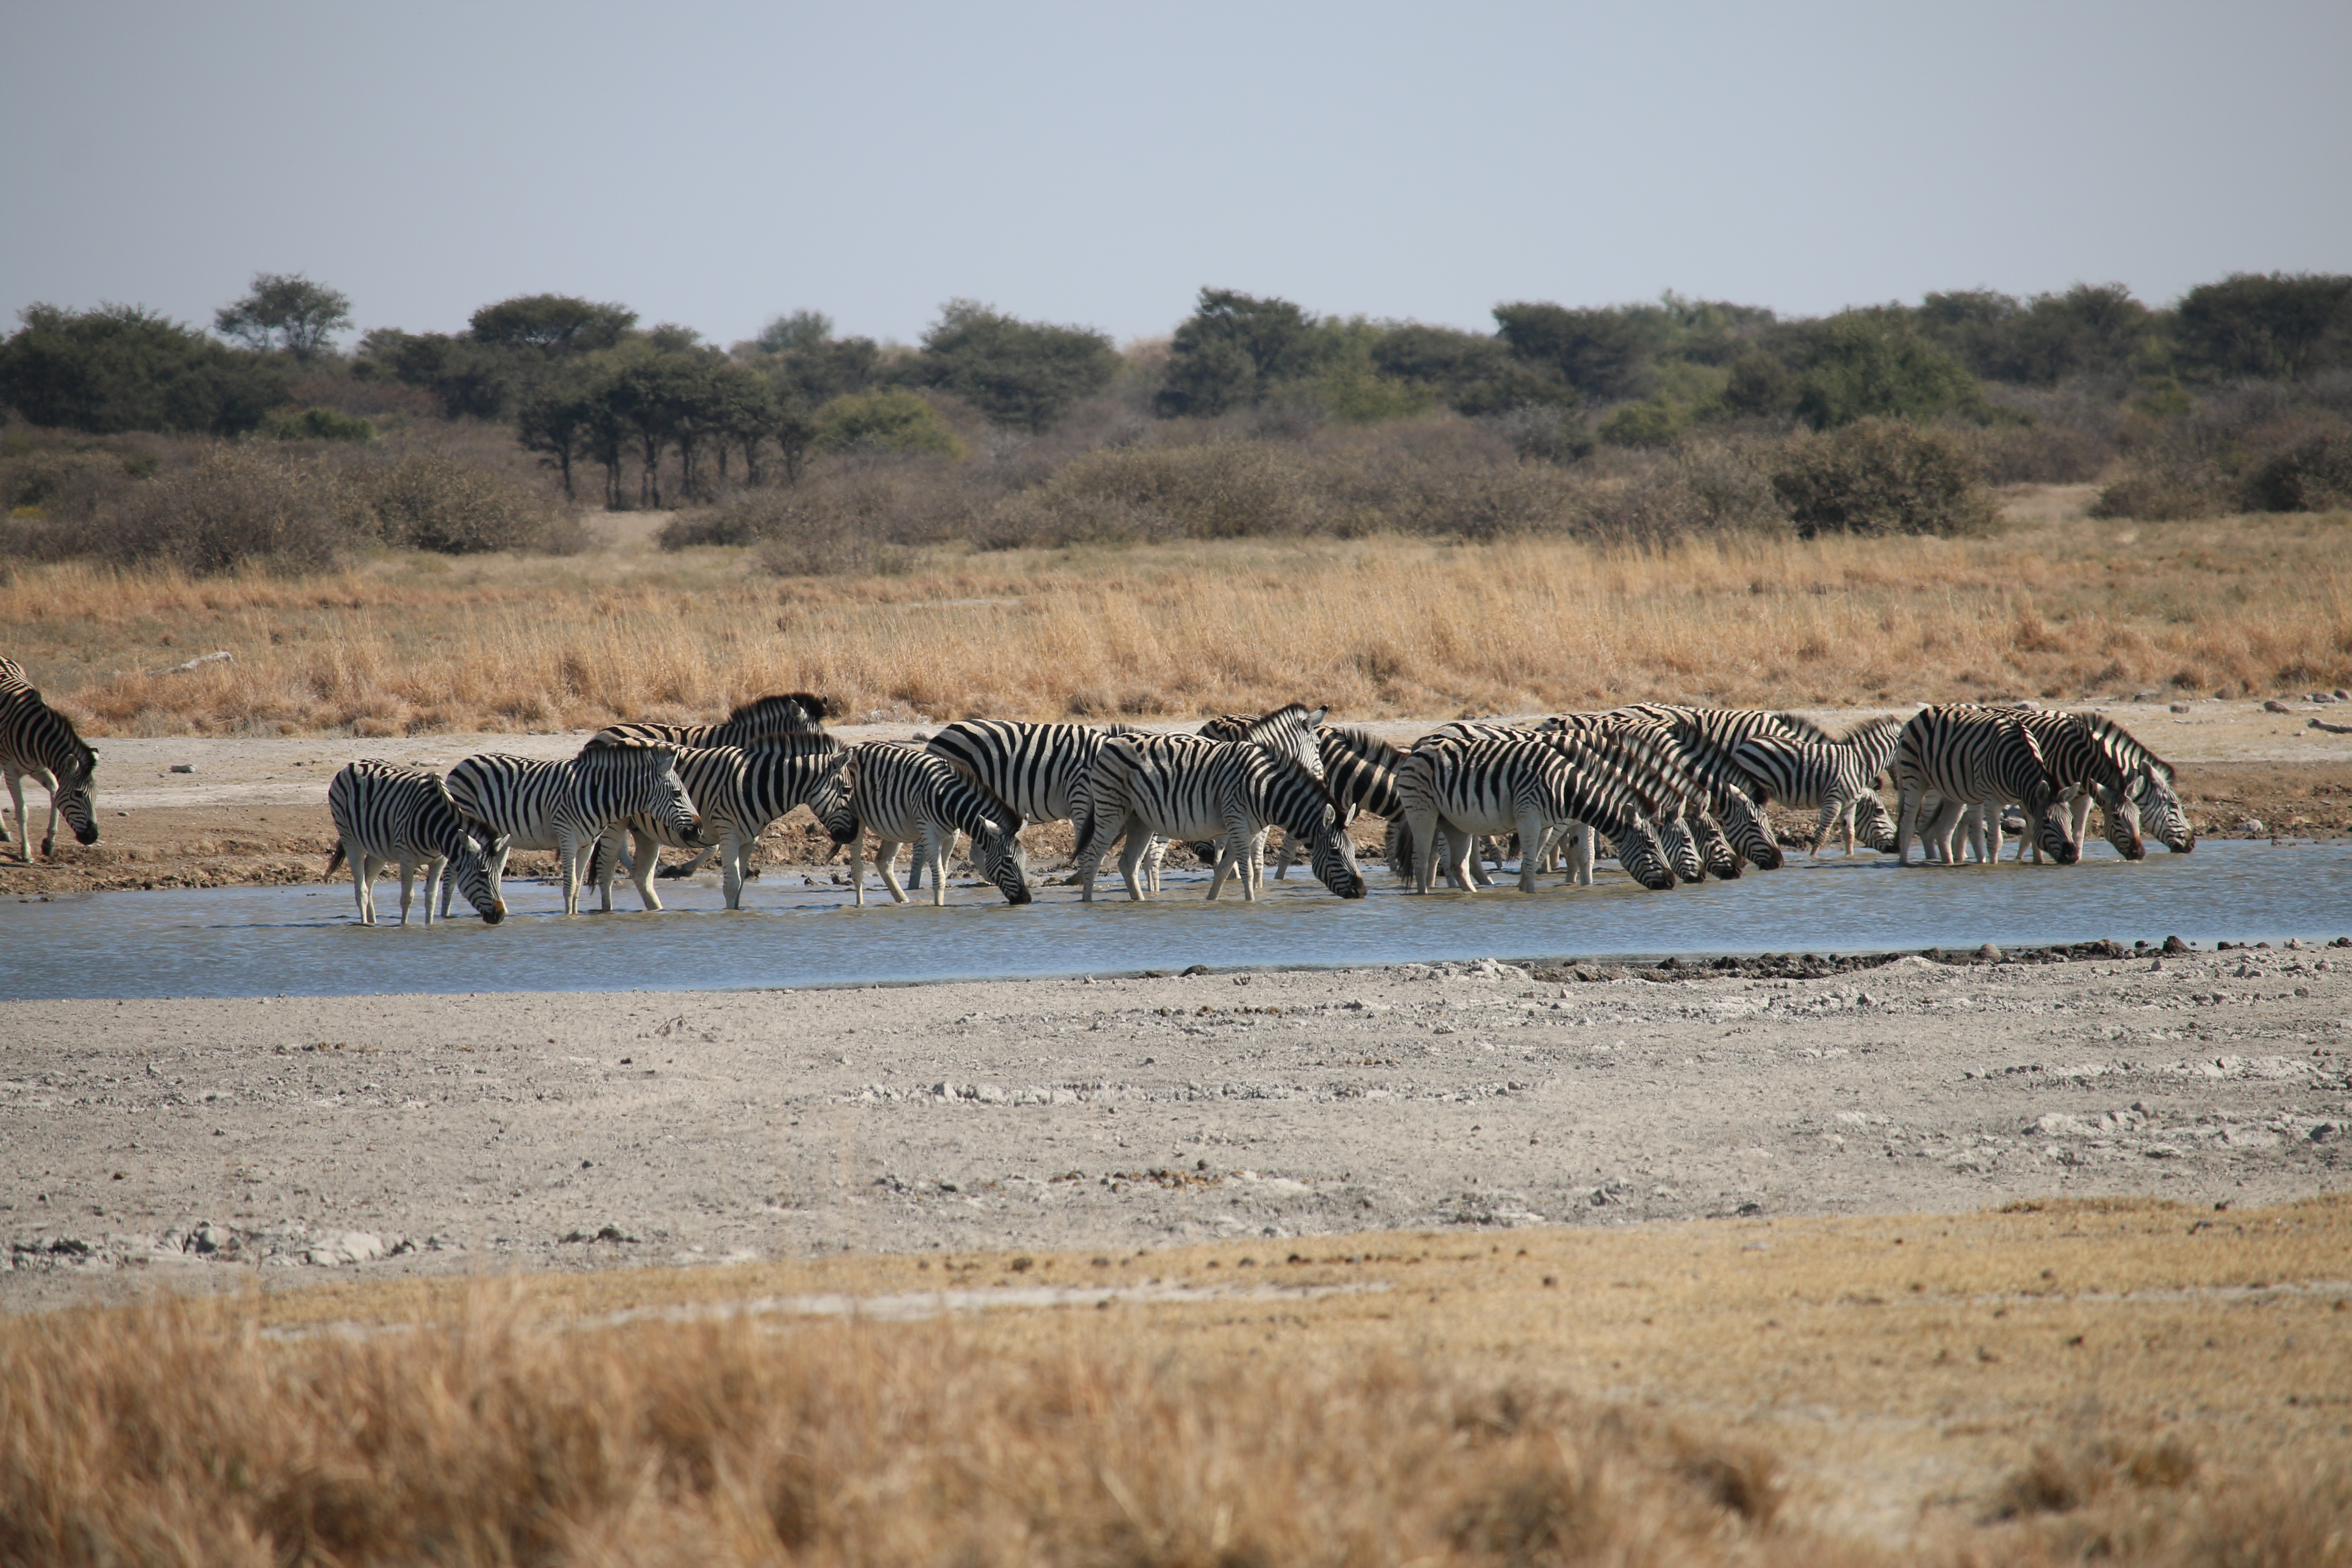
[
  {"left": 4, "top": 499, "right": 2347, "bottom": 738},
  {"left": 7, "top": 1198, "right": 2349, "bottom": 1566}
]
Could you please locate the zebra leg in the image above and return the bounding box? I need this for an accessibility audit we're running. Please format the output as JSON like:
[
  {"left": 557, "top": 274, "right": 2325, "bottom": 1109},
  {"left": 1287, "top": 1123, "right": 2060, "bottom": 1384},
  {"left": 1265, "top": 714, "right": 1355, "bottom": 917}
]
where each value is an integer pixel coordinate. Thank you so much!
[
  {"left": 4, "top": 770, "right": 28, "bottom": 862},
  {"left": 422, "top": 854, "right": 449, "bottom": 928},
  {"left": 851, "top": 829, "right": 869, "bottom": 908},
  {"left": 395, "top": 858, "right": 420, "bottom": 928},
  {"left": 721, "top": 826, "right": 750, "bottom": 910},
  {"left": 349, "top": 842, "right": 376, "bottom": 925},
  {"left": 1896, "top": 784, "right": 1925, "bottom": 867},
  {"left": 1569, "top": 823, "right": 1596, "bottom": 887},
  {"left": 1406, "top": 806, "right": 1441, "bottom": 895},
  {"left": 875, "top": 839, "right": 912, "bottom": 904},
  {"left": 655, "top": 844, "right": 721, "bottom": 881},
  {"left": 927, "top": 824, "right": 952, "bottom": 907},
  {"left": 1516, "top": 812, "right": 1549, "bottom": 894},
  {"left": 1115, "top": 818, "right": 1155, "bottom": 903},
  {"left": 628, "top": 827, "right": 665, "bottom": 912}
]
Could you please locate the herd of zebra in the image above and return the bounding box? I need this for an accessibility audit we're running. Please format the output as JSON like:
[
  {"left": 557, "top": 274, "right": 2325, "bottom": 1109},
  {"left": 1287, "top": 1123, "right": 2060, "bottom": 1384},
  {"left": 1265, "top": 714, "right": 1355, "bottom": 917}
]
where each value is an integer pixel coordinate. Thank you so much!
[{"left": 0, "top": 655, "right": 2194, "bottom": 927}]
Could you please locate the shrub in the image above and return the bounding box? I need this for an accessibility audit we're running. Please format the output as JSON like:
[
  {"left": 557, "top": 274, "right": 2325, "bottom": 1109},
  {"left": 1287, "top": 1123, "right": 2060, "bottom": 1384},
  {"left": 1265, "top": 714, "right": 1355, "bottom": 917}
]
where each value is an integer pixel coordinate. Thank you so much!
[
  {"left": 350, "top": 450, "right": 573, "bottom": 554},
  {"left": 1769, "top": 418, "right": 1994, "bottom": 536},
  {"left": 102, "top": 446, "right": 358, "bottom": 574},
  {"left": 2243, "top": 432, "right": 2352, "bottom": 512},
  {"left": 0, "top": 304, "right": 290, "bottom": 436},
  {"left": 1034, "top": 441, "right": 1326, "bottom": 539},
  {"left": 1578, "top": 441, "right": 1787, "bottom": 545},
  {"left": 265, "top": 406, "right": 377, "bottom": 442},
  {"left": 814, "top": 389, "right": 964, "bottom": 457}
]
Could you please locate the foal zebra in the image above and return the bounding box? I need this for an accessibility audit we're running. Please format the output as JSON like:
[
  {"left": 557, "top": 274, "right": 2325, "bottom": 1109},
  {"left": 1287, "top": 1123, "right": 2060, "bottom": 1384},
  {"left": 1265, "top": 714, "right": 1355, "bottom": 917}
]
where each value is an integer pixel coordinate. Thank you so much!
[
  {"left": 845, "top": 741, "right": 1030, "bottom": 907},
  {"left": 1894, "top": 706, "right": 2078, "bottom": 867},
  {"left": 1729, "top": 714, "right": 1903, "bottom": 856},
  {"left": 1073, "top": 734, "right": 1364, "bottom": 903},
  {"left": 1398, "top": 735, "right": 1678, "bottom": 894},
  {"left": 0, "top": 676, "right": 99, "bottom": 863},
  {"left": 592, "top": 735, "right": 857, "bottom": 911},
  {"left": 443, "top": 743, "right": 701, "bottom": 916},
  {"left": 325, "top": 760, "right": 504, "bottom": 927}
]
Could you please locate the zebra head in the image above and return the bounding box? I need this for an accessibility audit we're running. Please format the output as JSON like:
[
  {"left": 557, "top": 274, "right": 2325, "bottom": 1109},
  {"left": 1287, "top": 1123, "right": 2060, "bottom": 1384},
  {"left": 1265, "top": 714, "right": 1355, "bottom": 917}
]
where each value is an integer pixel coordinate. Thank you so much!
[
  {"left": 1242, "top": 703, "right": 1330, "bottom": 781},
  {"left": 641, "top": 750, "right": 702, "bottom": 846},
  {"left": 447, "top": 830, "right": 506, "bottom": 924},
  {"left": 970, "top": 817, "right": 1033, "bottom": 906},
  {"left": 1696, "top": 814, "right": 1743, "bottom": 879},
  {"left": 1612, "top": 816, "right": 1679, "bottom": 891},
  {"left": 2096, "top": 783, "right": 2146, "bottom": 861},
  {"left": 2132, "top": 766, "right": 2195, "bottom": 852},
  {"left": 1712, "top": 785, "right": 1782, "bottom": 870},
  {"left": 1853, "top": 791, "right": 1899, "bottom": 852},
  {"left": 1655, "top": 813, "right": 1708, "bottom": 884},
  {"left": 811, "top": 750, "right": 860, "bottom": 846},
  {"left": 57, "top": 741, "right": 99, "bottom": 848},
  {"left": 1306, "top": 799, "right": 1367, "bottom": 899},
  {"left": 1260, "top": 753, "right": 1363, "bottom": 898}
]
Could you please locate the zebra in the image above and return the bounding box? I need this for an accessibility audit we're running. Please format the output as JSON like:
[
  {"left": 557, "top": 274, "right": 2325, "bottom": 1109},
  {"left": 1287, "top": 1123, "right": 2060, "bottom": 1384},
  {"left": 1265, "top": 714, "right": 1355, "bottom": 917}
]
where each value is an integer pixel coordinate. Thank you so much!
[
  {"left": 325, "top": 760, "right": 504, "bottom": 927},
  {"left": 1262, "top": 724, "right": 1408, "bottom": 880},
  {"left": 0, "top": 677, "right": 98, "bottom": 864},
  {"left": 2057, "top": 713, "right": 2193, "bottom": 854},
  {"left": 0, "top": 657, "right": 27, "bottom": 691},
  {"left": 917, "top": 719, "right": 1147, "bottom": 889},
  {"left": 1729, "top": 714, "right": 1904, "bottom": 856},
  {"left": 2000, "top": 711, "right": 2146, "bottom": 862},
  {"left": 1430, "top": 720, "right": 1706, "bottom": 885},
  {"left": 595, "top": 693, "right": 831, "bottom": 879},
  {"left": 1543, "top": 714, "right": 1782, "bottom": 877},
  {"left": 844, "top": 741, "right": 1030, "bottom": 906},
  {"left": 1072, "top": 734, "right": 1365, "bottom": 903},
  {"left": 591, "top": 735, "right": 857, "bottom": 911},
  {"left": 1893, "top": 706, "right": 2078, "bottom": 867},
  {"left": 1589, "top": 707, "right": 1798, "bottom": 873},
  {"left": 1157, "top": 704, "right": 1333, "bottom": 874},
  {"left": 1397, "top": 735, "right": 1677, "bottom": 894},
  {"left": 441, "top": 742, "right": 702, "bottom": 917}
]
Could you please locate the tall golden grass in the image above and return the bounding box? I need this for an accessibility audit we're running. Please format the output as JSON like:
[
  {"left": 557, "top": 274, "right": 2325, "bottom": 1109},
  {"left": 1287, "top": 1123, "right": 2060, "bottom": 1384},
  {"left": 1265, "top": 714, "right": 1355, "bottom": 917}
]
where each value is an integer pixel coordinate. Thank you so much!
[{"left": 3, "top": 508, "right": 2346, "bottom": 735}]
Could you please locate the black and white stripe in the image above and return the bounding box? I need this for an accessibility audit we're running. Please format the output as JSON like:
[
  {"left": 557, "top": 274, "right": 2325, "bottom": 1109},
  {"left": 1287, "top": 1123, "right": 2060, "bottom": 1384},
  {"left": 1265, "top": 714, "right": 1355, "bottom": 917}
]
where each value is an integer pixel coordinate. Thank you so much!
[
  {"left": 593, "top": 735, "right": 857, "bottom": 911},
  {"left": 591, "top": 692, "right": 831, "bottom": 751},
  {"left": 443, "top": 743, "right": 702, "bottom": 916},
  {"left": 845, "top": 741, "right": 1030, "bottom": 906},
  {"left": 1730, "top": 714, "right": 1903, "bottom": 857},
  {"left": 1588, "top": 708, "right": 1792, "bottom": 873},
  {"left": 1894, "top": 705, "right": 2078, "bottom": 866},
  {"left": 2002, "top": 711, "right": 2145, "bottom": 862},
  {"left": 1542, "top": 714, "right": 1785, "bottom": 878},
  {"left": 1072, "top": 734, "right": 1364, "bottom": 903},
  {"left": 325, "top": 760, "right": 504, "bottom": 926},
  {"left": 1266, "top": 724, "right": 1406, "bottom": 880},
  {"left": 1397, "top": 734, "right": 1677, "bottom": 894},
  {"left": 0, "top": 668, "right": 98, "bottom": 863}
]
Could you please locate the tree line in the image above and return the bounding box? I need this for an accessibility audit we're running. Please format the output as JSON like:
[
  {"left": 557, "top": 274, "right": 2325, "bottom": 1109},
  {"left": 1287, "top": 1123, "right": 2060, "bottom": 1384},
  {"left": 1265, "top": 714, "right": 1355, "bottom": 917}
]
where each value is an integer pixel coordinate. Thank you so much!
[{"left": 4, "top": 268, "right": 2350, "bottom": 509}]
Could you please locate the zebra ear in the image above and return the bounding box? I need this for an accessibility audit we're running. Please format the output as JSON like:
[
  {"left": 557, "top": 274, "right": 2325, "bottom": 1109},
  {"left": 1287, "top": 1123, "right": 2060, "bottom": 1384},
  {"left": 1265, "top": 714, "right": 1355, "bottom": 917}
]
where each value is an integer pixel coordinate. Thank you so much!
[{"left": 1305, "top": 706, "right": 1329, "bottom": 727}]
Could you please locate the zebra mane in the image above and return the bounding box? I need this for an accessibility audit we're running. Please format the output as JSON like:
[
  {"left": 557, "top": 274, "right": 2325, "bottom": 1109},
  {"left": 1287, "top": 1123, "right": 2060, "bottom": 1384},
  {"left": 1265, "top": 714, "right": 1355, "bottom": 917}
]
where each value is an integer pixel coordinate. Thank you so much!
[
  {"left": 2070, "top": 712, "right": 2176, "bottom": 781},
  {"left": 725, "top": 692, "right": 831, "bottom": 730},
  {"left": 1245, "top": 701, "right": 1327, "bottom": 735},
  {"left": 1836, "top": 714, "right": 1905, "bottom": 746},
  {"left": 1317, "top": 723, "right": 1403, "bottom": 763},
  {"left": 1773, "top": 710, "right": 1839, "bottom": 742}
]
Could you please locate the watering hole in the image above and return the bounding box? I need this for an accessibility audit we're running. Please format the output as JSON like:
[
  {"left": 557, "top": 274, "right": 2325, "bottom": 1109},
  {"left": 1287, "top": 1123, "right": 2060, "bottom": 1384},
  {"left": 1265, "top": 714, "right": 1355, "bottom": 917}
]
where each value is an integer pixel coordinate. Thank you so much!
[{"left": 4, "top": 840, "right": 2347, "bottom": 1002}]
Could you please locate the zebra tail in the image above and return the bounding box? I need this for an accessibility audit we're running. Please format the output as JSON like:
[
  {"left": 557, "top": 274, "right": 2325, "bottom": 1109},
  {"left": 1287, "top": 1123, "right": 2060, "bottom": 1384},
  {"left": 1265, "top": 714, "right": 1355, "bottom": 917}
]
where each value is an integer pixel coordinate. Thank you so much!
[{"left": 325, "top": 842, "right": 346, "bottom": 877}]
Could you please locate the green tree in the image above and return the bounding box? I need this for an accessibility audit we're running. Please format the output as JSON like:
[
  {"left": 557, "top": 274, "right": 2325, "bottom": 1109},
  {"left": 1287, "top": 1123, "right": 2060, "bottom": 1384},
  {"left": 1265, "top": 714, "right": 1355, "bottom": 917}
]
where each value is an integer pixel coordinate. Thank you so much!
[
  {"left": 214, "top": 273, "right": 352, "bottom": 361},
  {"left": 515, "top": 374, "right": 599, "bottom": 501},
  {"left": 353, "top": 329, "right": 521, "bottom": 420},
  {"left": 753, "top": 310, "right": 834, "bottom": 354},
  {"left": 1156, "top": 290, "right": 1322, "bottom": 416},
  {"left": 910, "top": 300, "right": 1118, "bottom": 433},
  {"left": 0, "top": 303, "right": 289, "bottom": 435},
  {"left": 2172, "top": 272, "right": 2352, "bottom": 381},
  {"left": 814, "top": 389, "right": 963, "bottom": 457},
  {"left": 1491, "top": 302, "right": 1658, "bottom": 401},
  {"left": 1792, "top": 311, "right": 1983, "bottom": 429},
  {"left": 468, "top": 294, "right": 636, "bottom": 355}
]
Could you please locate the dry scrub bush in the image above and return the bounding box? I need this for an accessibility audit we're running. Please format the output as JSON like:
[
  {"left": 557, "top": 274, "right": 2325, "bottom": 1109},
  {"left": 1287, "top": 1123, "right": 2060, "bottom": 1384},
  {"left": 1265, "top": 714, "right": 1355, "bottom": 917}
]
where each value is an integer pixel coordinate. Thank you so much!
[
  {"left": 0, "top": 1295, "right": 1833, "bottom": 1568},
  {"left": 2245, "top": 432, "right": 2352, "bottom": 512},
  {"left": 1770, "top": 419, "right": 1996, "bottom": 537},
  {"left": 1965, "top": 388, "right": 2125, "bottom": 484},
  {"left": 347, "top": 448, "right": 582, "bottom": 554},
  {"left": 105, "top": 444, "right": 359, "bottom": 575}
]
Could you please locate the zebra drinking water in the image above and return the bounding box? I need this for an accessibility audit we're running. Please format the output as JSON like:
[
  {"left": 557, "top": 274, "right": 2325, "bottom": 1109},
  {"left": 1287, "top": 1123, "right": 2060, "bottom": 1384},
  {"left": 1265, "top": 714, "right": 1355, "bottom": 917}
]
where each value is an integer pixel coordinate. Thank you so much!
[
  {"left": 844, "top": 741, "right": 1031, "bottom": 907},
  {"left": 0, "top": 673, "right": 98, "bottom": 864},
  {"left": 1072, "top": 734, "right": 1364, "bottom": 903},
  {"left": 325, "top": 760, "right": 504, "bottom": 927},
  {"left": 1894, "top": 705, "right": 2078, "bottom": 867},
  {"left": 1729, "top": 714, "right": 1904, "bottom": 856},
  {"left": 1398, "top": 734, "right": 1678, "bottom": 894},
  {"left": 591, "top": 735, "right": 856, "bottom": 911},
  {"left": 442, "top": 742, "right": 702, "bottom": 916}
]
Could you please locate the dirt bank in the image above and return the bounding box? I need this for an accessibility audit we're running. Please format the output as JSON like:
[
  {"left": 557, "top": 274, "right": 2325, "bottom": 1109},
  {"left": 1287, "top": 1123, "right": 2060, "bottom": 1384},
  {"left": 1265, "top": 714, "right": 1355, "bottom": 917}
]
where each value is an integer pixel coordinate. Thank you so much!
[
  {"left": 7, "top": 945, "right": 2346, "bottom": 1314},
  {"left": 4, "top": 704, "right": 2349, "bottom": 895}
]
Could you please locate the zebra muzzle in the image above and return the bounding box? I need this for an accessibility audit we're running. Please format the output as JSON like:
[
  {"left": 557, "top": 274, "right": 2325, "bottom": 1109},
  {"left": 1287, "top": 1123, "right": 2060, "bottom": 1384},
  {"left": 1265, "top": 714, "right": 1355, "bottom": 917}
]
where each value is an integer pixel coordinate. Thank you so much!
[{"left": 484, "top": 901, "right": 508, "bottom": 925}]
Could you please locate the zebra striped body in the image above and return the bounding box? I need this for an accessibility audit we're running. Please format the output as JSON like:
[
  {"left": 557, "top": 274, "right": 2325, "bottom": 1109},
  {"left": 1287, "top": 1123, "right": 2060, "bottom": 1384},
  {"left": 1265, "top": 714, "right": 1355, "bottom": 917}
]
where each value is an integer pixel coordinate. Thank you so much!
[
  {"left": 0, "top": 673, "right": 98, "bottom": 863},
  {"left": 917, "top": 719, "right": 1146, "bottom": 890},
  {"left": 1730, "top": 714, "right": 1903, "bottom": 856},
  {"left": 1434, "top": 720, "right": 1705, "bottom": 885},
  {"left": 594, "top": 737, "right": 856, "bottom": 911},
  {"left": 1587, "top": 708, "right": 1794, "bottom": 873},
  {"left": 1894, "top": 706, "right": 2078, "bottom": 866},
  {"left": 845, "top": 741, "right": 1030, "bottom": 906},
  {"left": 444, "top": 744, "right": 701, "bottom": 916},
  {"left": 1168, "top": 704, "right": 1334, "bottom": 874},
  {"left": 1073, "top": 735, "right": 1364, "bottom": 903},
  {"left": 1398, "top": 735, "right": 1677, "bottom": 894},
  {"left": 325, "top": 760, "right": 504, "bottom": 926},
  {"left": 1269, "top": 724, "right": 1406, "bottom": 880},
  {"left": 1544, "top": 714, "right": 1782, "bottom": 877}
]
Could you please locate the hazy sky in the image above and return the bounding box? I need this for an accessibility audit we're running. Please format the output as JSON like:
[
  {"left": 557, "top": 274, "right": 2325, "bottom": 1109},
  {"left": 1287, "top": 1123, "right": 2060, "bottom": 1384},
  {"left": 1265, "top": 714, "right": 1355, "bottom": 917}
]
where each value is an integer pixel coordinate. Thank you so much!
[{"left": 4, "top": 0, "right": 2346, "bottom": 350}]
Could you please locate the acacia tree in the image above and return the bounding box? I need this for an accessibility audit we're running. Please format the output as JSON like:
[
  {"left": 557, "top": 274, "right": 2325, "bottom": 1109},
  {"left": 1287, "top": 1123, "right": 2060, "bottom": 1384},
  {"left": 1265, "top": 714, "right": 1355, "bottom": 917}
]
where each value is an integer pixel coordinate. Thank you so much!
[
  {"left": 214, "top": 273, "right": 352, "bottom": 360},
  {"left": 468, "top": 294, "right": 635, "bottom": 355},
  {"left": 910, "top": 300, "right": 1118, "bottom": 433},
  {"left": 514, "top": 374, "right": 598, "bottom": 502},
  {"left": 1156, "top": 290, "right": 1321, "bottom": 416}
]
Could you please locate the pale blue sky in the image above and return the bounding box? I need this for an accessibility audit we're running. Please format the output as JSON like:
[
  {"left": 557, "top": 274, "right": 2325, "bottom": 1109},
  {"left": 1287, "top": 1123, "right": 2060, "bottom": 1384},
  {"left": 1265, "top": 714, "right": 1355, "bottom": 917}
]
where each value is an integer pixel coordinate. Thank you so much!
[{"left": 3, "top": 0, "right": 2346, "bottom": 349}]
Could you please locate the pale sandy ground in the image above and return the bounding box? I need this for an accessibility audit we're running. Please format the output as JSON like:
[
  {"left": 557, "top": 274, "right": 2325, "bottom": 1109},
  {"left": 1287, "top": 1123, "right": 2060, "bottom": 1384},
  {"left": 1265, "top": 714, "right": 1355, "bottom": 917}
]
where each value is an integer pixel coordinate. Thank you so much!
[
  {"left": 67, "top": 696, "right": 2352, "bottom": 815},
  {"left": 6, "top": 948, "right": 2346, "bottom": 1312}
]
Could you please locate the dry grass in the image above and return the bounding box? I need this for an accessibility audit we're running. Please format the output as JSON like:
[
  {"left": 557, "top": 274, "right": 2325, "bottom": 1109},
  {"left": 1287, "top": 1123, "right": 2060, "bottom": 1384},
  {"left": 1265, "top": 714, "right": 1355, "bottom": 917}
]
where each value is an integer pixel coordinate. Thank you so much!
[
  {"left": 7, "top": 1197, "right": 2350, "bottom": 1565},
  {"left": 2, "top": 505, "right": 2346, "bottom": 736}
]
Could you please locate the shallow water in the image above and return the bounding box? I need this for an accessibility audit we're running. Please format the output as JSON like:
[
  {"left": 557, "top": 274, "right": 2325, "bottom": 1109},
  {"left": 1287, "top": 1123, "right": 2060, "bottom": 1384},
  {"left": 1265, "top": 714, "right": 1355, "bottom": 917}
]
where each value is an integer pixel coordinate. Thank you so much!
[{"left": 4, "top": 840, "right": 2347, "bottom": 1002}]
